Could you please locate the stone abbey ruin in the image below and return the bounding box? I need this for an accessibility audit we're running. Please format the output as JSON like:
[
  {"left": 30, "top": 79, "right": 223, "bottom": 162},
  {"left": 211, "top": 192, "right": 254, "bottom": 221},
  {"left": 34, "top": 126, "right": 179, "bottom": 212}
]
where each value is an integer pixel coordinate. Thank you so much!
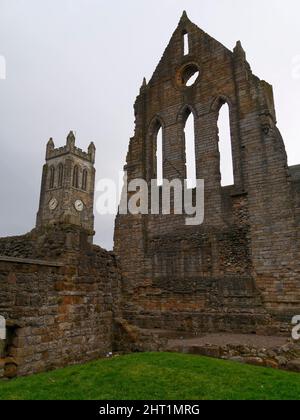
[{"left": 0, "top": 12, "right": 300, "bottom": 377}]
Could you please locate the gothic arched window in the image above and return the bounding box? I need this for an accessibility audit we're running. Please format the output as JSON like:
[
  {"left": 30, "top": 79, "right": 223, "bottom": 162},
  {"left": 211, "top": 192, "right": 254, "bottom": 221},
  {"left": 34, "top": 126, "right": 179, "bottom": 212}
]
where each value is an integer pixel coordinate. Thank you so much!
[
  {"left": 156, "top": 127, "right": 163, "bottom": 186},
  {"left": 49, "top": 166, "right": 55, "bottom": 189},
  {"left": 149, "top": 119, "right": 163, "bottom": 186},
  {"left": 218, "top": 103, "right": 234, "bottom": 186},
  {"left": 58, "top": 164, "right": 64, "bottom": 188},
  {"left": 82, "top": 169, "right": 88, "bottom": 191},
  {"left": 183, "top": 30, "right": 189, "bottom": 55},
  {"left": 183, "top": 108, "right": 196, "bottom": 189},
  {"left": 73, "top": 165, "right": 79, "bottom": 188}
]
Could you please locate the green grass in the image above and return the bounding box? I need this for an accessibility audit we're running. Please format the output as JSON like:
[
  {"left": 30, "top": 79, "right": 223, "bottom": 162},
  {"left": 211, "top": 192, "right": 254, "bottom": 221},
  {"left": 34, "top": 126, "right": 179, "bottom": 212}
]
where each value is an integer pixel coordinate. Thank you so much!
[{"left": 0, "top": 352, "right": 299, "bottom": 400}]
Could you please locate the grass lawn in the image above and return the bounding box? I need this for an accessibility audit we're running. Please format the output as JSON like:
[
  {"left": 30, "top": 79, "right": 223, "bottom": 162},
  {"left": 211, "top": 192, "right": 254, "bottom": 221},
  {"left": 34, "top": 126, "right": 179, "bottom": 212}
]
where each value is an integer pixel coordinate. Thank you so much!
[{"left": 0, "top": 352, "right": 299, "bottom": 400}]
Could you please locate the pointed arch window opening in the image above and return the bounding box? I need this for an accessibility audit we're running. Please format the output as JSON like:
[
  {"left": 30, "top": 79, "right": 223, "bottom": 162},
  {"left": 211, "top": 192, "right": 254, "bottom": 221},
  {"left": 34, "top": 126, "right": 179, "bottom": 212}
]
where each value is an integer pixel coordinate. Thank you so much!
[
  {"left": 183, "top": 31, "right": 189, "bottom": 56},
  {"left": 156, "top": 126, "right": 163, "bottom": 187},
  {"left": 82, "top": 169, "right": 88, "bottom": 191},
  {"left": 49, "top": 166, "right": 55, "bottom": 189},
  {"left": 218, "top": 103, "right": 234, "bottom": 187},
  {"left": 58, "top": 164, "right": 64, "bottom": 188},
  {"left": 73, "top": 165, "right": 79, "bottom": 189},
  {"left": 184, "top": 109, "right": 197, "bottom": 189}
]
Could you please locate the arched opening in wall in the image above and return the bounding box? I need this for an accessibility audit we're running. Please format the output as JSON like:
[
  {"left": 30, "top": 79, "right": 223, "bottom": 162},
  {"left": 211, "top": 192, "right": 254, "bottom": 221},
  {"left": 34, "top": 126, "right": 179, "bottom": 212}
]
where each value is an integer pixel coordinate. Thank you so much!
[
  {"left": 183, "top": 31, "right": 189, "bottom": 55},
  {"left": 184, "top": 109, "right": 196, "bottom": 189},
  {"left": 82, "top": 169, "right": 88, "bottom": 191},
  {"left": 156, "top": 127, "right": 163, "bottom": 186},
  {"left": 218, "top": 103, "right": 234, "bottom": 186},
  {"left": 49, "top": 166, "right": 55, "bottom": 189},
  {"left": 73, "top": 165, "right": 79, "bottom": 188},
  {"left": 58, "top": 164, "right": 64, "bottom": 188}
]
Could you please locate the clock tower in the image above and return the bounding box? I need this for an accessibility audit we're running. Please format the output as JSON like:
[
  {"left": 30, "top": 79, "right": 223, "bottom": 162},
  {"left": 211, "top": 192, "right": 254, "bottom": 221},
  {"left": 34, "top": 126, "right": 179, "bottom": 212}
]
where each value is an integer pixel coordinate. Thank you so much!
[{"left": 36, "top": 131, "right": 96, "bottom": 242}]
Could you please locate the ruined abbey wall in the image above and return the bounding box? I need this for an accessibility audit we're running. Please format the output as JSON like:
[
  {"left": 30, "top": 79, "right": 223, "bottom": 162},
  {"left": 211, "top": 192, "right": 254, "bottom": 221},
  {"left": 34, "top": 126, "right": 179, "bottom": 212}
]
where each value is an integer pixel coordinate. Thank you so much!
[
  {"left": 114, "top": 13, "right": 300, "bottom": 335},
  {"left": 0, "top": 226, "right": 121, "bottom": 378}
]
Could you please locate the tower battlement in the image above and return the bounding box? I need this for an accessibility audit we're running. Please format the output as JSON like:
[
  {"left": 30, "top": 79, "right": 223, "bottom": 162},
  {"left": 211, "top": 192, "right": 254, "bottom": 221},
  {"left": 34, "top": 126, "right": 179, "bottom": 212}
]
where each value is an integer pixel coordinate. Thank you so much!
[{"left": 46, "top": 131, "right": 96, "bottom": 164}]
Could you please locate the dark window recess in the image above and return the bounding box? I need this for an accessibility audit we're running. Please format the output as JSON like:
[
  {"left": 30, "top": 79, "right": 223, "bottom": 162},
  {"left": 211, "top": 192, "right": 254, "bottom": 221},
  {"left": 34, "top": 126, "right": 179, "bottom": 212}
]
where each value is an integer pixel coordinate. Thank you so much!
[
  {"left": 73, "top": 165, "right": 79, "bottom": 188},
  {"left": 49, "top": 166, "right": 55, "bottom": 189},
  {"left": 0, "top": 325, "right": 18, "bottom": 358}
]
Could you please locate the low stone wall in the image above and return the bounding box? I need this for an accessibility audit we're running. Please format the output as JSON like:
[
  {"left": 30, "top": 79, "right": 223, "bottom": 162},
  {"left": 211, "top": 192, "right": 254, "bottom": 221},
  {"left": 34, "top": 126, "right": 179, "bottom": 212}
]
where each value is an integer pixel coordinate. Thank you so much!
[
  {"left": 0, "top": 226, "right": 121, "bottom": 378},
  {"left": 122, "top": 272, "right": 272, "bottom": 336},
  {"left": 167, "top": 335, "right": 300, "bottom": 372}
]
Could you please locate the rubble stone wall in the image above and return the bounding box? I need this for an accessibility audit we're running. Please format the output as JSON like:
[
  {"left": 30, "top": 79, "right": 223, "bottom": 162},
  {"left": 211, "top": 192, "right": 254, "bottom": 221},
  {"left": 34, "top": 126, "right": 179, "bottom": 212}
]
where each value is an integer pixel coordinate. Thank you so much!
[
  {"left": 114, "top": 13, "right": 300, "bottom": 335},
  {"left": 0, "top": 226, "right": 121, "bottom": 378}
]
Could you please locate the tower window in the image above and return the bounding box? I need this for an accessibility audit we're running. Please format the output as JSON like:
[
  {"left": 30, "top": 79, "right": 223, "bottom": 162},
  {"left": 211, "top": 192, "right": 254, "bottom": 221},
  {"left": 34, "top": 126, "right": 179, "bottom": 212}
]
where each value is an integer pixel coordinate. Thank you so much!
[
  {"left": 73, "top": 165, "right": 79, "bottom": 188},
  {"left": 58, "top": 164, "right": 64, "bottom": 188},
  {"left": 49, "top": 166, "right": 55, "bottom": 189},
  {"left": 82, "top": 169, "right": 88, "bottom": 191},
  {"left": 183, "top": 31, "right": 189, "bottom": 55}
]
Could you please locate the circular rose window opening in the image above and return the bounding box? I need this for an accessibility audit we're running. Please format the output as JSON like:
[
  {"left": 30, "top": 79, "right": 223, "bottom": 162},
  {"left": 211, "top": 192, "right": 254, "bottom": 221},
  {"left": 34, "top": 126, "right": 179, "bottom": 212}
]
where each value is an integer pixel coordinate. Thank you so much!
[{"left": 179, "top": 64, "right": 200, "bottom": 87}]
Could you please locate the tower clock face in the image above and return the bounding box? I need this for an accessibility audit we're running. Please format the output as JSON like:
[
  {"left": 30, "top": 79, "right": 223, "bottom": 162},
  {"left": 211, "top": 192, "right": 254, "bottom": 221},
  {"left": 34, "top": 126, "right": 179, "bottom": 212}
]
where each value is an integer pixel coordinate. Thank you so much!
[
  {"left": 74, "top": 199, "right": 84, "bottom": 212},
  {"left": 49, "top": 198, "right": 58, "bottom": 211}
]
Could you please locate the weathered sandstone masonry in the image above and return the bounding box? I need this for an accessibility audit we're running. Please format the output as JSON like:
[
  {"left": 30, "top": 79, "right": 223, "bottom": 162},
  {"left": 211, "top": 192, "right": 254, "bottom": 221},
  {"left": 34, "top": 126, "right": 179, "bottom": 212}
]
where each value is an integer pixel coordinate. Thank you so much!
[
  {"left": 0, "top": 226, "right": 121, "bottom": 378},
  {"left": 0, "top": 12, "right": 300, "bottom": 378},
  {"left": 0, "top": 135, "right": 122, "bottom": 378},
  {"left": 114, "top": 12, "right": 300, "bottom": 334}
]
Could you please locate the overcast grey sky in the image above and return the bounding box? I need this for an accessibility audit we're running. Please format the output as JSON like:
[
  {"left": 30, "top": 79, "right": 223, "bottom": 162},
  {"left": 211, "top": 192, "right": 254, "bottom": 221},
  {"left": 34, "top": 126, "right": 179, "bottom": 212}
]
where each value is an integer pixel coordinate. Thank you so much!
[{"left": 0, "top": 0, "right": 299, "bottom": 250}]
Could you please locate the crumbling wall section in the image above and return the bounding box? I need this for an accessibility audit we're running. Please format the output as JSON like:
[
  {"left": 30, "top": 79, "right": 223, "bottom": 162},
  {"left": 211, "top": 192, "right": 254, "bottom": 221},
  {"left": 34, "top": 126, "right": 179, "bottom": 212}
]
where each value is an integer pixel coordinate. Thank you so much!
[
  {"left": 114, "top": 13, "right": 300, "bottom": 337},
  {"left": 0, "top": 227, "right": 121, "bottom": 378}
]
